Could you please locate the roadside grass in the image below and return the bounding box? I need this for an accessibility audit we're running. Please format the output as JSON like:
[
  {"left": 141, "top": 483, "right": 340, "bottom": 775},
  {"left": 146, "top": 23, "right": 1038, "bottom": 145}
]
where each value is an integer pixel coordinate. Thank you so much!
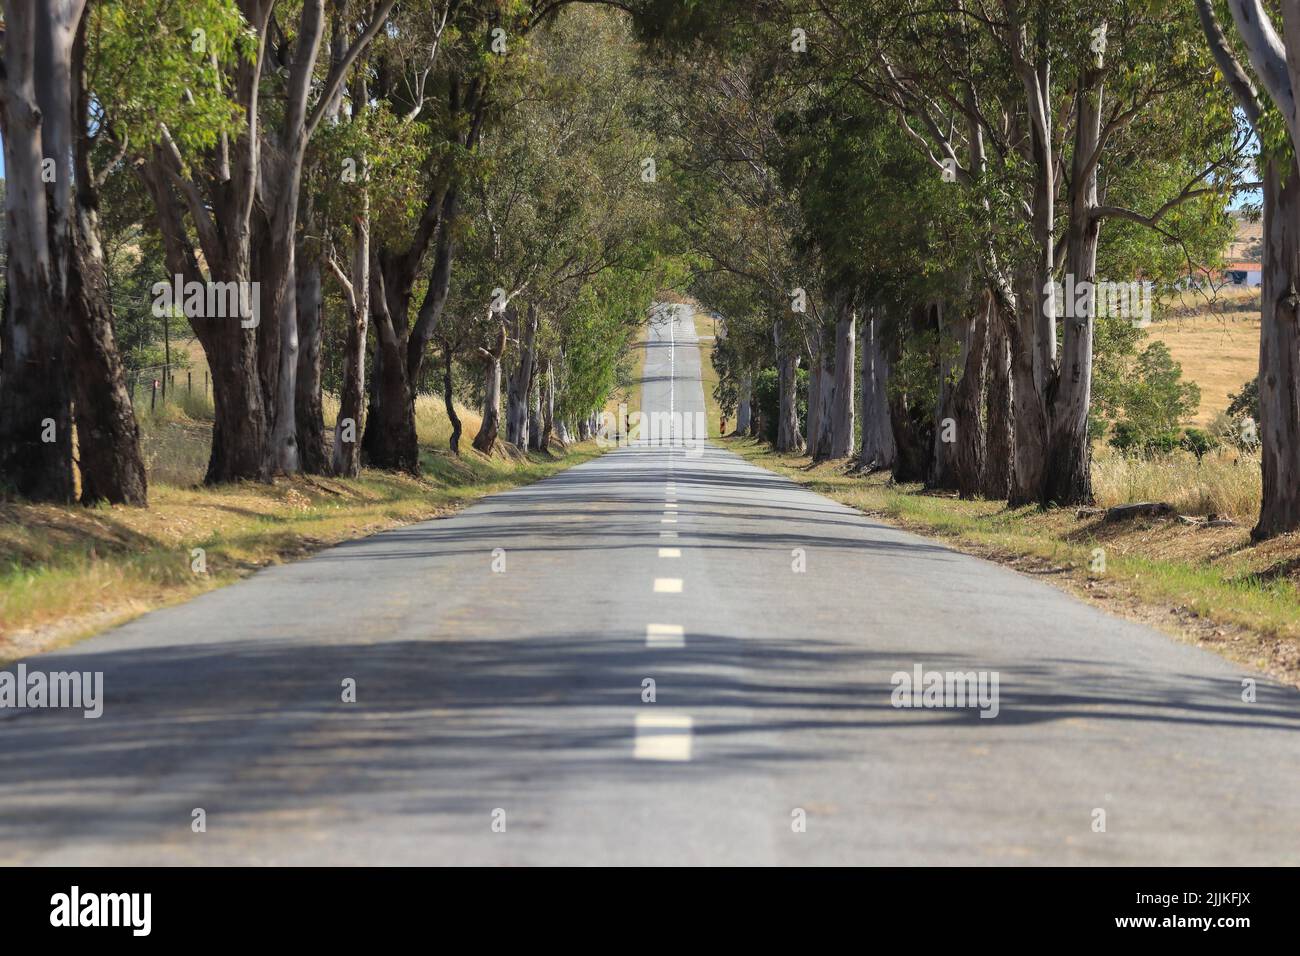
[
  {"left": 1091, "top": 444, "right": 1260, "bottom": 520},
  {"left": 1, "top": 400, "right": 603, "bottom": 662},
  {"left": 693, "top": 308, "right": 724, "bottom": 439}
]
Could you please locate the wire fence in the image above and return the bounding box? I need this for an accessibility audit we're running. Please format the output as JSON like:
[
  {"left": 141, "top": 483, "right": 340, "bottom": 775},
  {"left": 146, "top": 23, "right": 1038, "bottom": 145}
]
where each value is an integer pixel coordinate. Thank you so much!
[{"left": 127, "top": 362, "right": 211, "bottom": 414}]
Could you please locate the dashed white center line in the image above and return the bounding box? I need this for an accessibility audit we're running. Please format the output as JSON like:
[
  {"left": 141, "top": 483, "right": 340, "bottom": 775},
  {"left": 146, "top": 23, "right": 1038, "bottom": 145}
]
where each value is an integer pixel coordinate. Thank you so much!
[
  {"left": 654, "top": 577, "right": 682, "bottom": 593},
  {"left": 658, "top": 547, "right": 681, "bottom": 557},
  {"left": 634, "top": 714, "right": 693, "bottom": 761},
  {"left": 645, "top": 623, "right": 685, "bottom": 648}
]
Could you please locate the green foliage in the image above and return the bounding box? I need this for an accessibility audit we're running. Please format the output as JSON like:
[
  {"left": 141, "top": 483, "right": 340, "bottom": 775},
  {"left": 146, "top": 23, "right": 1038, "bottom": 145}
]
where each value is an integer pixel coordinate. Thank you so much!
[
  {"left": 1180, "top": 427, "right": 1219, "bottom": 461},
  {"left": 1105, "top": 340, "right": 1201, "bottom": 454},
  {"left": 752, "top": 365, "right": 808, "bottom": 445},
  {"left": 88, "top": 0, "right": 250, "bottom": 156},
  {"left": 1227, "top": 377, "right": 1260, "bottom": 422}
]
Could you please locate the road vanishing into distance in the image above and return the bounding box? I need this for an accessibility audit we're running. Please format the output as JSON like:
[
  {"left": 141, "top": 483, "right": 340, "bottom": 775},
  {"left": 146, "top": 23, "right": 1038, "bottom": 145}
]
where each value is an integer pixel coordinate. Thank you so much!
[{"left": 2, "top": 305, "right": 1299, "bottom": 865}]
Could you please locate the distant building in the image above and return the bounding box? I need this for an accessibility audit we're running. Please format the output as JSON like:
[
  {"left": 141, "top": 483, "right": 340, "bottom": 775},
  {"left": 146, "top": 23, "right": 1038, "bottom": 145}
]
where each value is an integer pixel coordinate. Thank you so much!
[{"left": 1223, "top": 261, "right": 1262, "bottom": 287}]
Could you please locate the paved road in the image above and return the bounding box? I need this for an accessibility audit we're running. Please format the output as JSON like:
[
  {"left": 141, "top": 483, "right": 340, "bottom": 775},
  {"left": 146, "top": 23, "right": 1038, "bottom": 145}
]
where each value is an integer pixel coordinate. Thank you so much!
[{"left": 2, "top": 304, "right": 1299, "bottom": 865}]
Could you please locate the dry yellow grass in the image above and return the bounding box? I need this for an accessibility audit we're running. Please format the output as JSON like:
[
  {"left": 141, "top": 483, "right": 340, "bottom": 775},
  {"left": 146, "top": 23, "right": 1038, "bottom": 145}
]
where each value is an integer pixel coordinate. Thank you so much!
[
  {"left": 1092, "top": 445, "right": 1261, "bottom": 520},
  {"left": 1146, "top": 312, "right": 1259, "bottom": 424}
]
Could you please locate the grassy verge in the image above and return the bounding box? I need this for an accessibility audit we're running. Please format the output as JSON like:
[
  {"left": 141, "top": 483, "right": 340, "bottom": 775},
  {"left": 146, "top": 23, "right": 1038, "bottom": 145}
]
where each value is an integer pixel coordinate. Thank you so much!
[
  {"left": 694, "top": 316, "right": 1300, "bottom": 687},
  {"left": 1, "top": 427, "right": 603, "bottom": 663},
  {"left": 723, "top": 437, "right": 1300, "bottom": 687}
]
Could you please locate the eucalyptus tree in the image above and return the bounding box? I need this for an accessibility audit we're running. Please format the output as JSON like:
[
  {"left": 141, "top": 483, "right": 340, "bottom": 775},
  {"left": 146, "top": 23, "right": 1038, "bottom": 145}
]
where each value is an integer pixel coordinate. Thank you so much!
[
  {"left": 657, "top": 48, "right": 814, "bottom": 452},
  {"left": 1195, "top": 0, "right": 1300, "bottom": 539},
  {"left": 439, "top": 3, "right": 665, "bottom": 453},
  {"left": 134, "top": 0, "right": 395, "bottom": 483},
  {"left": 782, "top": 0, "right": 1243, "bottom": 504}
]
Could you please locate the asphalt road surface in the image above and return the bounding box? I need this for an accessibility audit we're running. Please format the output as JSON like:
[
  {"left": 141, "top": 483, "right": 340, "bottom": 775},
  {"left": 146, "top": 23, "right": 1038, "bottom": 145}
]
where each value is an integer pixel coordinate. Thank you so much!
[{"left": 2, "top": 304, "right": 1298, "bottom": 865}]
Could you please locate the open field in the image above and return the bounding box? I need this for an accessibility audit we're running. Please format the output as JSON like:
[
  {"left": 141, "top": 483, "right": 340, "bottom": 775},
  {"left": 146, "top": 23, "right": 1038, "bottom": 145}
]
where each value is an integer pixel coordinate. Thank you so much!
[{"left": 1145, "top": 311, "right": 1259, "bottom": 425}]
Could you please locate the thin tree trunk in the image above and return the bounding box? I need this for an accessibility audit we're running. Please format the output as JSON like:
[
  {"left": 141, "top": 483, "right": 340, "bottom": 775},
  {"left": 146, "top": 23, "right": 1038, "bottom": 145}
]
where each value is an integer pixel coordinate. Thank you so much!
[
  {"left": 952, "top": 290, "right": 989, "bottom": 499},
  {"left": 858, "top": 306, "right": 895, "bottom": 471},
  {"left": 528, "top": 368, "right": 544, "bottom": 451},
  {"left": 506, "top": 303, "right": 537, "bottom": 448},
  {"left": 806, "top": 343, "right": 825, "bottom": 459},
  {"left": 929, "top": 300, "right": 960, "bottom": 489},
  {"left": 295, "top": 247, "right": 329, "bottom": 474},
  {"left": 441, "top": 343, "right": 462, "bottom": 456},
  {"left": 889, "top": 304, "right": 934, "bottom": 483},
  {"left": 813, "top": 349, "right": 833, "bottom": 459},
  {"left": 829, "top": 307, "right": 855, "bottom": 459},
  {"left": 982, "top": 289, "right": 1013, "bottom": 498},
  {"left": 775, "top": 319, "right": 803, "bottom": 453},
  {"left": 472, "top": 322, "right": 506, "bottom": 453},
  {"left": 735, "top": 372, "right": 753, "bottom": 436},
  {"left": 539, "top": 361, "right": 555, "bottom": 451},
  {"left": 331, "top": 191, "right": 370, "bottom": 478}
]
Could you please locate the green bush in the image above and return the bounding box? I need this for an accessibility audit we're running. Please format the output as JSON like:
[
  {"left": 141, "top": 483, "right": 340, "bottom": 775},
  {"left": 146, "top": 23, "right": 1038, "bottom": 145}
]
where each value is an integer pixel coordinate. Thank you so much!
[{"left": 1179, "top": 427, "right": 1218, "bottom": 461}]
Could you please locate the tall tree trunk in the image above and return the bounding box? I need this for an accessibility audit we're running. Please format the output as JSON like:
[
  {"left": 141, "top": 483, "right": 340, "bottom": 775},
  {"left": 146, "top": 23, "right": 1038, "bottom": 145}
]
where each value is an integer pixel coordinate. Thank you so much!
[
  {"left": 806, "top": 343, "right": 825, "bottom": 459},
  {"left": 982, "top": 288, "right": 1013, "bottom": 499},
  {"left": 331, "top": 189, "right": 370, "bottom": 478},
  {"left": 1044, "top": 58, "right": 1104, "bottom": 506},
  {"left": 0, "top": 0, "right": 76, "bottom": 502},
  {"left": 528, "top": 368, "right": 544, "bottom": 451},
  {"left": 775, "top": 319, "right": 803, "bottom": 453},
  {"left": 813, "top": 349, "right": 833, "bottom": 459},
  {"left": 67, "top": 4, "right": 146, "bottom": 505},
  {"left": 951, "top": 291, "right": 989, "bottom": 499},
  {"left": 506, "top": 303, "right": 537, "bottom": 448},
  {"left": 472, "top": 322, "right": 506, "bottom": 453},
  {"left": 362, "top": 282, "right": 418, "bottom": 474},
  {"left": 539, "top": 361, "right": 556, "bottom": 451},
  {"left": 929, "top": 300, "right": 959, "bottom": 489},
  {"left": 735, "top": 372, "right": 753, "bottom": 436},
  {"left": 295, "top": 247, "right": 329, "bottom": 474},
  {"left": 1007, "top": 273, "right": 1049, "bottom": 506},
  {"left": 889, "top": 304, "right": 934, "bottom": 483},
  {"left": 829, "top": 306, "right": 855, "bottom": 459},
  {"left": 858, "top": 306, "right": 895, "bottom": 471},
  {"left": 776, "top": 351, "right": 803, "bottom": 452},
  {"left": 1254, "top": 154, "right": 1300, "bottom": 539}
]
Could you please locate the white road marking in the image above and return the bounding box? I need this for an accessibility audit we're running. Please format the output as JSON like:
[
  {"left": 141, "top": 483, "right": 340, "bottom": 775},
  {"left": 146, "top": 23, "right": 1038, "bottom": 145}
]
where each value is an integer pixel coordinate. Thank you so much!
[
  {"left": 661, "top": 517, "right": 677, "bottom": 524},
  {"left": 654, "top": 578, "right": 682, "bottom": 593},
  {"left": 659, "top": 530, "right": 678, "bottom": 539},
  {"left": 664, "top": 502, "right": 677, "bottom": 509},
  {"left": 634, "top": 714, "right": 693, "bottom": 761},
  {"left": 645, "top": 623, "right": 685, "bottom": 648},
  {"left": 658, "top": 547, "right": 681, "bottom": 557}
]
